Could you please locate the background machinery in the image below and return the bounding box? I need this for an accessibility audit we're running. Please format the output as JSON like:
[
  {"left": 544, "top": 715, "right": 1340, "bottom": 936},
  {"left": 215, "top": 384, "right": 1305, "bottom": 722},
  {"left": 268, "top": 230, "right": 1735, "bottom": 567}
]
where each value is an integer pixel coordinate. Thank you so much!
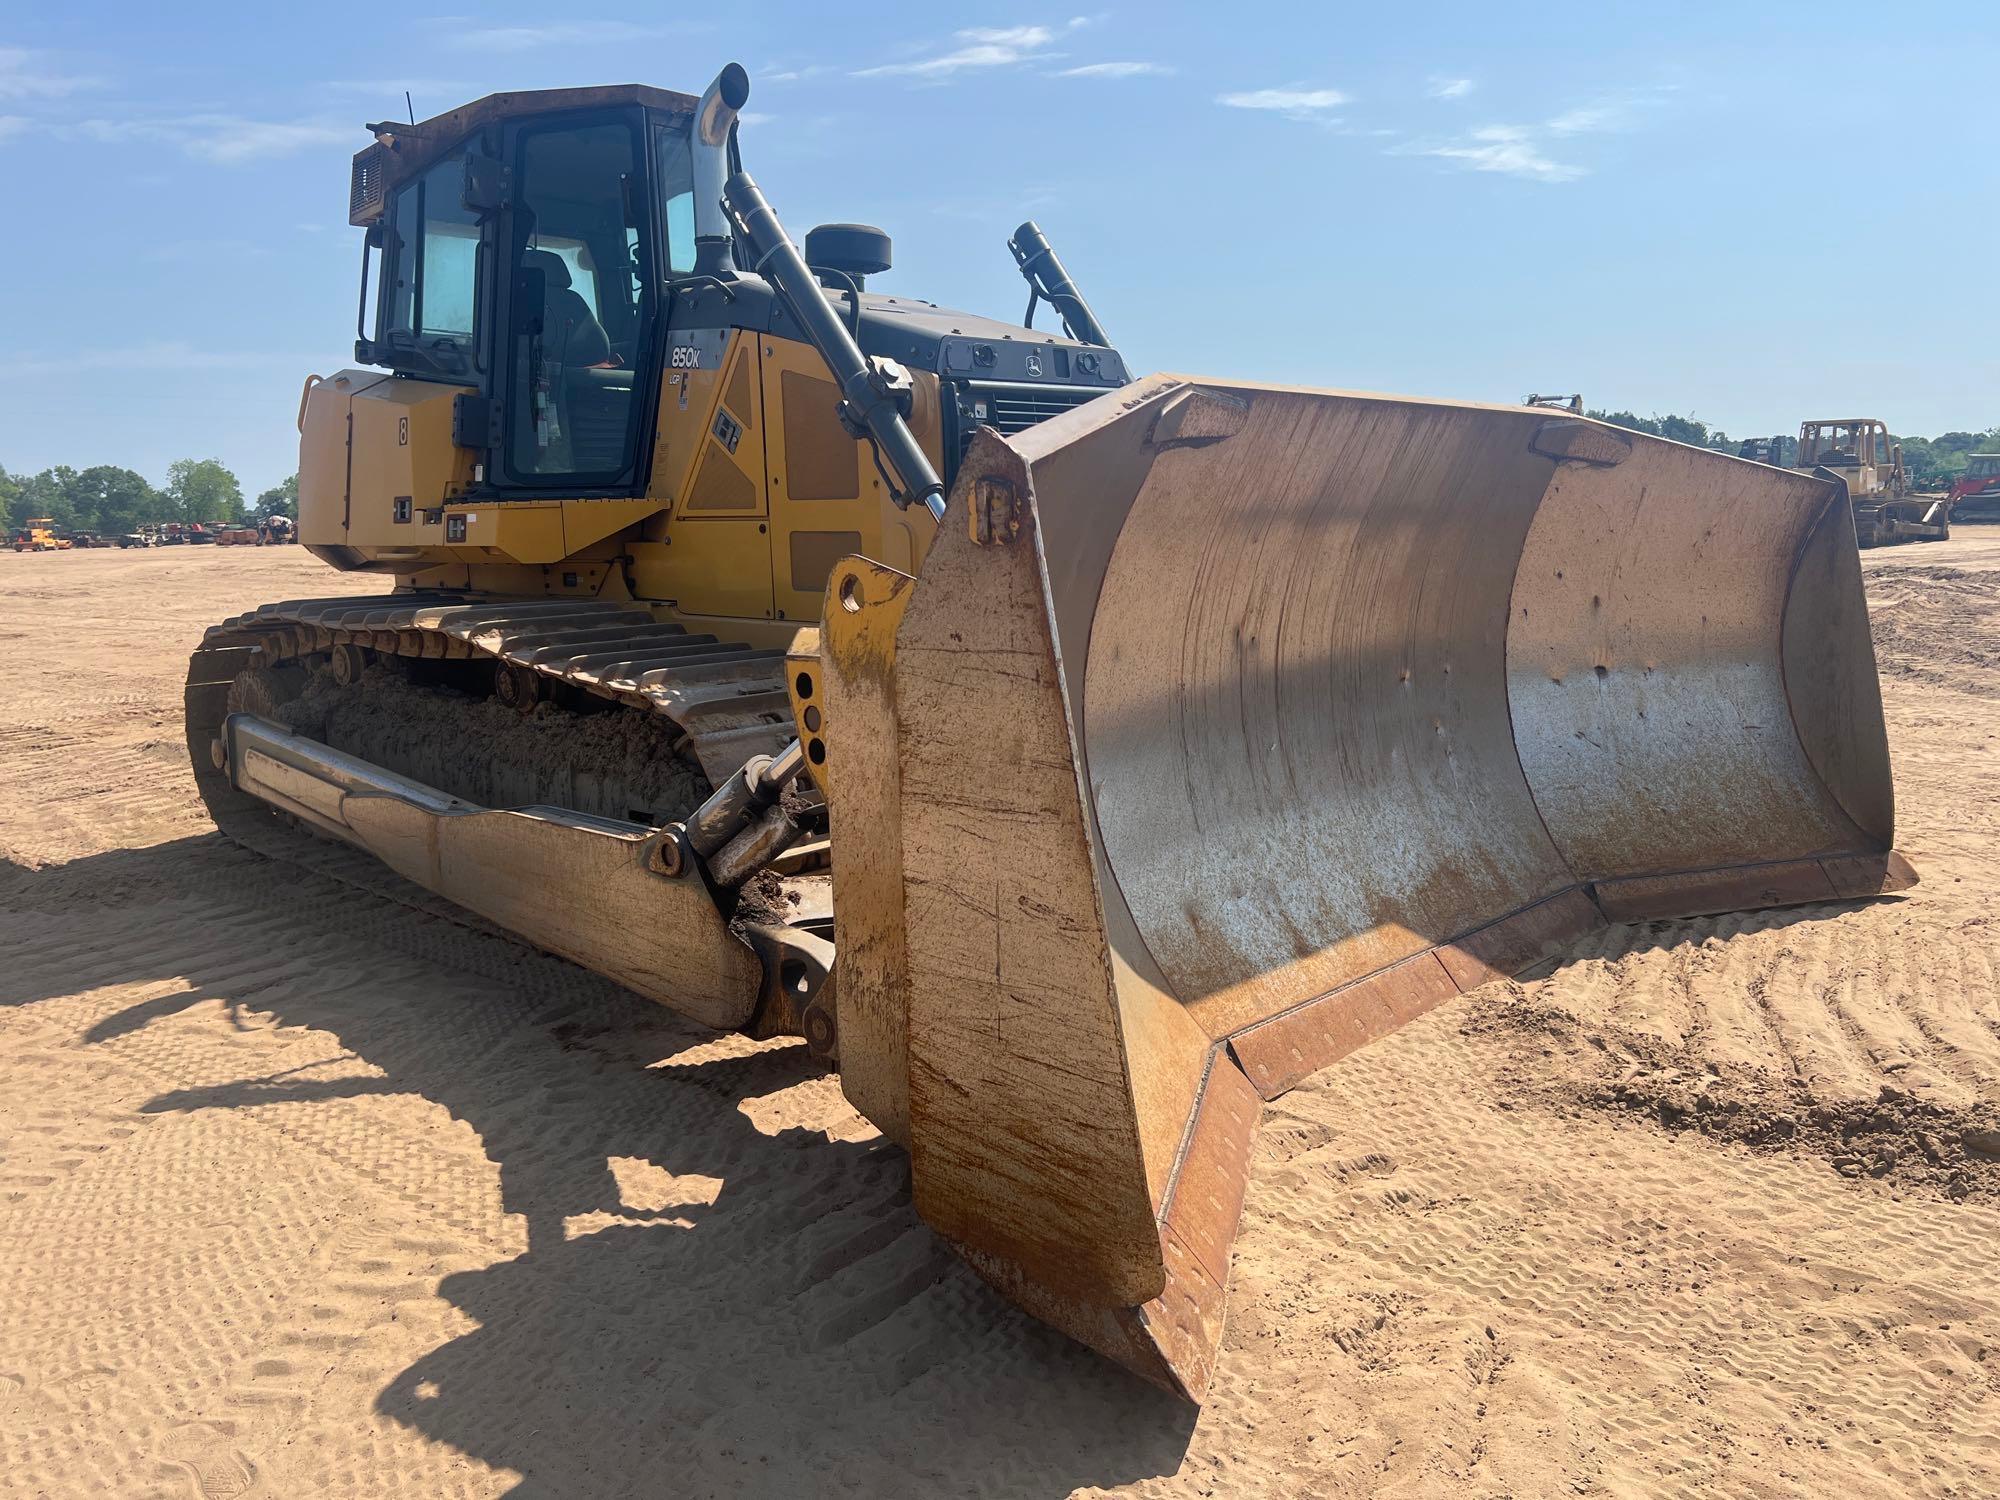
[
  {"left": 1737, "top": 433, "right": 1799, "bottom": 467},
  {"left": 186, "top": 66, "right": 1915, "bottom": 1401},
  {"left": 1948, "top": 453, "right": 2000, "bottom": 522},
  {"left": 1794, "top": 417, "right": 1952, "bottom": 545},
  {"left": 12, "top": 519, "right": 68, "bottom": 552}
]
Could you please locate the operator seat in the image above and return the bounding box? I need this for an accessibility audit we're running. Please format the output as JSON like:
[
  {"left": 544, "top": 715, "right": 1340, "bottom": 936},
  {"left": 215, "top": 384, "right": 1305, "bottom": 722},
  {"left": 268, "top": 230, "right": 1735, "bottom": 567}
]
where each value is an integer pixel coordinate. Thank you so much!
[{"left": 523, "top": 249, "right": 611, "bottom": 367}]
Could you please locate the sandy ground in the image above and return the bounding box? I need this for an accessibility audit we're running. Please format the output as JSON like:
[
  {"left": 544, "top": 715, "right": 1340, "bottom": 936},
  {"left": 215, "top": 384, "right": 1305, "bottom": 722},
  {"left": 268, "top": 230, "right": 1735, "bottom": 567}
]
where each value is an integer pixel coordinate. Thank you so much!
[{"left": 5, "top": 540, "right": 2000, "bottom": 1498}]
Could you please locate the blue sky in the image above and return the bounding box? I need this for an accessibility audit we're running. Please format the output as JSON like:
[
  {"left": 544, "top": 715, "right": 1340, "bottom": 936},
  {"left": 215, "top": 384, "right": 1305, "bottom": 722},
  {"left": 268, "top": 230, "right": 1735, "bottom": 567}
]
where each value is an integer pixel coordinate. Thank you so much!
[{"left": 1, "top": 1, "right": 1993, "bottom": 494}]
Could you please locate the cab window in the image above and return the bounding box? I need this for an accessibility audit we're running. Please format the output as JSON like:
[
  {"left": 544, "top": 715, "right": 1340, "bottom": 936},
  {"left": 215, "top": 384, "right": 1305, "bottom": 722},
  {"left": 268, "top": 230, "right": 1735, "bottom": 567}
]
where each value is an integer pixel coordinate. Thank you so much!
[
  {"left": 656, "top": 123, "right": 696, "bottom": 275},
  {"left": 377, "top": 152, "right": 480, "bottom": 373}
]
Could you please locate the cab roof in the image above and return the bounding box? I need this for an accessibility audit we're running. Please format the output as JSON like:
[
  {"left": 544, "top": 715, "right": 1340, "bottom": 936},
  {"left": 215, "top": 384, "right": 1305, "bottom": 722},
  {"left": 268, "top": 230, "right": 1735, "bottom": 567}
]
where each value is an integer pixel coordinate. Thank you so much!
[{"left": 353, "top": 83, "right": 699, "bottom": 219}]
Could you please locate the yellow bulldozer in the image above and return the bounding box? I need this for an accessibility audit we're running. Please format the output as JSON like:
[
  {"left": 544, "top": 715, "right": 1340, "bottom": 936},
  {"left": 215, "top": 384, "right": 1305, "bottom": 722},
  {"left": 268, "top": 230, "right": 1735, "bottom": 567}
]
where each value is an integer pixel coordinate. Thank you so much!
[
  {"left": 1793, "top": 417, "right": 1952, "bottom": 546},
  {"left": 186, "top": 66, "right": 1915, "bottom": 1401}
]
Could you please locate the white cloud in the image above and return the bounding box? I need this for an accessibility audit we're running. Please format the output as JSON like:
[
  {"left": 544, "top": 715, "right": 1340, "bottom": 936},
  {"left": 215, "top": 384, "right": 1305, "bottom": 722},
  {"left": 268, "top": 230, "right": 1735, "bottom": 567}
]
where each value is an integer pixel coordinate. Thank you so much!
[
  {"left": 1405, "top": 124, "right": 1583, "bottom": 183},
  {"left": 857, "top": 20, "right": 1088, "bottom": 78},
  {"left": 0, "top": 46, "right": 102, "bottom": 101},
  {"left": 1215, "top": 86, "right": 1348, "bottom": 123},
  {"left": 0, "top": 114, "right": 27, "bottom": 143},
  {"left": 1394, "top": 81, "right": 1675, "bottom": 183},
  {"left": 1054, "top": 61, "right": 1172, "bottom": 79},
  {"left": 737, "top": 111, "right": 775, "bottom": 127},
  {"left": 71, "top": 114, "right": 353, "bottom": 163},
  {"left": 762, "top": 64, "right": 829, "bottom": 84},
  {"left": 1427, "top": 76, "right": 1474, "bottom": 100},
  {"left": 450, "top": 20, "right": 690, "bottom": 51},
  {"left": 1548, "top": 85, "right": 1678, "bottom": 134},
  {"left": 1546, "top": 103, "right": 1619, "bottom": 134}
]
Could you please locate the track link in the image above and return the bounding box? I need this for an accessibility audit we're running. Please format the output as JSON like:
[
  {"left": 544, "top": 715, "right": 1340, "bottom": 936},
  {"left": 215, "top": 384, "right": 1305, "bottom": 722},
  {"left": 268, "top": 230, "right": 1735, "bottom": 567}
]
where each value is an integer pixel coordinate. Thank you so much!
[{"left": 186, "top": 592, "right": 796, "bottom": 796}]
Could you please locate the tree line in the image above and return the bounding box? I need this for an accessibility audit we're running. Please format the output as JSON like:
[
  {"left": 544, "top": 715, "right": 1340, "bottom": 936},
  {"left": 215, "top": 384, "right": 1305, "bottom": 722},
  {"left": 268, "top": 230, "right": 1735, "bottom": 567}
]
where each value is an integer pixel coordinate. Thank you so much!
[
  {"left": 9, "top": 409, "right": 1997, "bottom": 537},
  {"left": 1, "top": 461, "right": 297, "bottom": 538},
  {"left": 1588, "top": 410, "right": 2000, "bottom": 486}
]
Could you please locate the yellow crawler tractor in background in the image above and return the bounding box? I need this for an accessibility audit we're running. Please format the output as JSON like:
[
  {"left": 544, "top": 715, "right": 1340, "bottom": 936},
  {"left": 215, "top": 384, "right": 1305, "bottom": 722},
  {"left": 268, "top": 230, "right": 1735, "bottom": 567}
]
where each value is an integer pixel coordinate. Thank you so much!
[
  {"left": 1793, "top": 417, "right": 1952, "bottom": 546},
  {"left": 187, "top": 66, "right": 1915, "bottom": 1400}
]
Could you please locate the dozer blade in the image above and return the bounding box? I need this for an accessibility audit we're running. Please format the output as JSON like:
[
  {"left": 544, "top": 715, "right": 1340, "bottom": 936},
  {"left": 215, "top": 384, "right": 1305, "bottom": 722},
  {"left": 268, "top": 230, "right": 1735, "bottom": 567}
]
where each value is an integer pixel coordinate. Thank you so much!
[{"left": 820, "top": 373, "right": 1913, "bottom": 1400}]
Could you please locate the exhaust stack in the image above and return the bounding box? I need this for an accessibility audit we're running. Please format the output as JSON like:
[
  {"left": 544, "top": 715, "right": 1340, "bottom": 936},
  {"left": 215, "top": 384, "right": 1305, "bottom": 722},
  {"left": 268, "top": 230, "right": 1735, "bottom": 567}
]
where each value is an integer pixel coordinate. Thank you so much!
[{"left": 692, "top": 64, "right": 750, "bottom": 277}]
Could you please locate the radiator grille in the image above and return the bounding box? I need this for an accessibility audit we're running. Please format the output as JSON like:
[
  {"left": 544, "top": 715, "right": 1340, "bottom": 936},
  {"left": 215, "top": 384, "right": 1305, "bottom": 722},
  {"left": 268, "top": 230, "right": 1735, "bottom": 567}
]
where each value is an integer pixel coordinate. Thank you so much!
[{"left": 956, "top": 383, "right": 1107, "bottom": 459}]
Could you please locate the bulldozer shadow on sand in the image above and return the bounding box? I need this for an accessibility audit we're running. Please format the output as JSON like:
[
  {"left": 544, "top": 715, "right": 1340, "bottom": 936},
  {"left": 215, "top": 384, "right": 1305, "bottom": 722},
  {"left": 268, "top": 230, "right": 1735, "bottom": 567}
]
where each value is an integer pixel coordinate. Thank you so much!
[
  {"left": 5, "top": 835, "right": 1196, "bottom": 1495},
  {"left": 1, "top": 830, "right": 1900, "bottom": 1494}
]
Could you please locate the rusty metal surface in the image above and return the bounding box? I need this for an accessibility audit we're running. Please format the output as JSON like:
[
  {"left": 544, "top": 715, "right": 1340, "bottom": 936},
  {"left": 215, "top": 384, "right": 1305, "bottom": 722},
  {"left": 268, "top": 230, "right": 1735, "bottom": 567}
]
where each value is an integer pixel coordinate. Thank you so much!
[
  {"left": 944, "top": 1055, "right": 1260, "bottom": 1403},
  {"left": 1435, "top": 887, "right": 1605, "bottom": 991},
  {"left": 891, "top": 374, "right": 1906, "bottom": 1391},
  {"left": 1158, "top": 1057, "right": 1261, "bottom": 1289},
  {"left": 893, "top": 441, "right": 1168, "bottom": 1308},
  {"left": 1508, "top": 445, "right": 1873, "bottom": 877},
  {"left": 1067, "top": 386, "right": 1575, "bottom": 1038},
  {"left": 1592, "top": 857, "right": 1842, "bottom": 923},
  {"left": 1822, "top": 849, "right": 1920, "bottom": 899},
  {"left": 1224, "top": 888, "right": 1607, "bottom": 1100},
  {"left": 1226, "top": 952, "right": 1461, "bottom": 1101},
  {"left": 999, "top": 376, "right": 1899, "bottom": 1041}
]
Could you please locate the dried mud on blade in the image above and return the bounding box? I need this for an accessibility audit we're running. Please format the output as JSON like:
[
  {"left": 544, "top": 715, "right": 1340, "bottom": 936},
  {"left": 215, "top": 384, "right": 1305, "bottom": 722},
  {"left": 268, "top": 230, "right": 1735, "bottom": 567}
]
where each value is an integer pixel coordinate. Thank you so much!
[{"left": 822, "top": 372, "right": 1913, "bottom": 1400}]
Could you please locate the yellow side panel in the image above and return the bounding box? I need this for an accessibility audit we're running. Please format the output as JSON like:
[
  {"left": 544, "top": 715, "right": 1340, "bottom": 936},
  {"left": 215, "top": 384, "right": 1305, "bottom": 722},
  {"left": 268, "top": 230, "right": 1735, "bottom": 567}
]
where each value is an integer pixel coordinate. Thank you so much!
[
  {"left": 762, "top": 338, "right": 940, "bottom": 624},
  {"left": 651, "top": 331, "right": 764, "bottom": 516},
  {"left": 429, "top": 498, "right": 666, "bottom": 565},
  {"left": 298, "top": 371, "right": 378, "bottom": 547},
  {"left": 627, "top": 521, "right": 776, "bottom": 621},
  {"left": 440, "top": 501, "right": 562, "bottom": 564},
  {"left": 346, "top": 376, "right": 478, "bottom": 549},
  {"left": 299, "top": 367, "right": 663, "bottom": 572},
  {"left": 560, "top": 498, "right": 668, "bottom": 555},
  {"left": 634, "top": 330, "right": 776, "bottom": 621}
]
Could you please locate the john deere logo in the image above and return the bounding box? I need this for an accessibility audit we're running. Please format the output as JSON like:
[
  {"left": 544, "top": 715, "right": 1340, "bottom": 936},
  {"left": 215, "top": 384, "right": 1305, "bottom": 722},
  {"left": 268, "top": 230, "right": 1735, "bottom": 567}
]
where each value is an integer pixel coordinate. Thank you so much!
[{"left": 1025, "top": 351, "right": 1043, "bottom": 378}]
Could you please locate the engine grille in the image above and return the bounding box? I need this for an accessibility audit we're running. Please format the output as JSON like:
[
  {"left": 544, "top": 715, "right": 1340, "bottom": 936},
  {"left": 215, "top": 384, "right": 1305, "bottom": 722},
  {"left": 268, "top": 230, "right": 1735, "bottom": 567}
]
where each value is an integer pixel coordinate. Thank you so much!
[{"left": 952, "top": 382, "right": 1110, "bottom": 462}]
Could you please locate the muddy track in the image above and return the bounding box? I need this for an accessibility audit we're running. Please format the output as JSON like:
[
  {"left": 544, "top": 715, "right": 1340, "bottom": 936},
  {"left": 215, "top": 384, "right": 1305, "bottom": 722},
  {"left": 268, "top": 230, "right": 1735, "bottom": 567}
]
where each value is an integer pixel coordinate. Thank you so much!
[{"left": 183, "top": 592, "right": 796, "bottom": 805}]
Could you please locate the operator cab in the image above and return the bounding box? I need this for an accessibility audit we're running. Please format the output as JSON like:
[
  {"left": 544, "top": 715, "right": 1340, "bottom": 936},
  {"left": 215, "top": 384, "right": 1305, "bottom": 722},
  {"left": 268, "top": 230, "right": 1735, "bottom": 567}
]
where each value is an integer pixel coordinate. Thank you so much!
[
  {"left": 352, "top": 85, "right": 700, "bottom": 495},
  {"left": 345, "top": 77, "right": 1129, "bottom": 509},
  {"left": 1798, "top": 419, "right": 1890, "bottom": 469}
]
